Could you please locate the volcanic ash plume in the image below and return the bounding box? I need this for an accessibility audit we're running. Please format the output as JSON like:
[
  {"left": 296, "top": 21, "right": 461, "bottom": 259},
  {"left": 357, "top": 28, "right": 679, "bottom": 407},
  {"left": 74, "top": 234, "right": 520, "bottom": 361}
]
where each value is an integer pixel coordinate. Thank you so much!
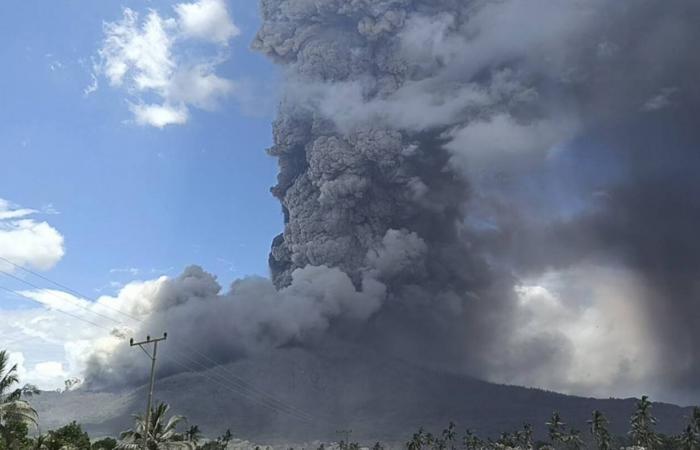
[
  {"left": 251, "top": 0, "right": 700, "bottom": 401},
  {"left": 87, "top": 0, "right": 700, "bottom": 402},
  {"left": 84, "top": 266, "right": 385, "bottom": 389}
]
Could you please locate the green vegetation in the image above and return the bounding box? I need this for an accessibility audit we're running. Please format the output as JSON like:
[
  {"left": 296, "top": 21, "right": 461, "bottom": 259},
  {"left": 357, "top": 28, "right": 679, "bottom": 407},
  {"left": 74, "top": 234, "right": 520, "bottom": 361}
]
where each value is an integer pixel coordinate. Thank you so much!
[
  {"left": 91, "top": 437, "right": 117, "bottom": 450},
  {"left": 0, "top": 350, "right": 38, "bottom": 450},
  {"left": 398, "top": 399, "right": 700, "bottom": 450},
  {"left": 1, "top": 397, "right": 699, "bottom": 450},
  {"left": 185, "top": 425, "right": 203, "bottom": 445},
  {"left": 198, "top": 429, "right": 234, "bottom": 450},
  {"left": 44, "top": 422, "right": 91, "bottom": 450},
  {"left": 0, "top": 419, "right": 31, "bottom": 449},
  {"left": 588, "top": 410, "right": 611, "bottom": 450},
  {"left": 0, "top": 351, "right": 38, "bottom": 427},
  {"left": 117, "top": 402, "right": 188, "bottom": 449},
  {"left": 630, "top": 396, "right": 662, "bottom": 450}
]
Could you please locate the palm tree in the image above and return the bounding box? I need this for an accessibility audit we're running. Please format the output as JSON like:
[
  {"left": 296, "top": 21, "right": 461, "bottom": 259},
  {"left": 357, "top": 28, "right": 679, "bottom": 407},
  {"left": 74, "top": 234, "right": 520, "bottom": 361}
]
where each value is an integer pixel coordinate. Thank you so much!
[
  {"left": 630, "top": 395, "right": 661, "bottom": 450},
  {"left": 677, "top": 408, "right": 700, "bottom": 450},
  {"left": 184, "top": 425, "right": 202, "bottom": 445},
  {"left": 546, "top": 411, "right": 566, "bottom": 446},
  {"left": 588, "top": 410, "right": 612, "bottom": 450},
  {"left": 222, "top": 429, "right": 233, "bottom": 443},
  {"left": 31, "top": 434, "right": 48, "bottom": 450},
  {"left": 496, "top": 431, "right": 517, "bottom": 448},
  {"left": 564, "top": 428, "right": 583, "bottom": 450},
  {"left": 693, "top": 407, "right": 700, "bottom": 433},
  {"left": 516, "top": 424, "right": 534, "bottom": 450},
  {"left": 117, "top": 402, "right": 192, "bottom": 450},
  {"left": 462, "top": 429, "right": 483, "bottom": 450},
  {"left": 442, "top": 422, "right": 457, "bottom": 450},
  {"left": 407, "top": 427, "right": 429, "bottom": 450},
  {"left": 0, "top": 350, "right": 38, "bottom": 429},
  {"left": 678, "top": 424, "right": 699, "bottom": 450}
]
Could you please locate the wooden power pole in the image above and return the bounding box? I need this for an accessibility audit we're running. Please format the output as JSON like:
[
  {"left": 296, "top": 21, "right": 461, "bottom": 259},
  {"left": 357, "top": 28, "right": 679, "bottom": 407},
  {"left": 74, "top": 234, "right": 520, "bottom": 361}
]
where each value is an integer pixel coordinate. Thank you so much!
[
  {"left": 337, "top": 429, "right": 353, "bottom": 447},
  {"left": 130, "top": 333, "right": 167, "bottom": 450}
]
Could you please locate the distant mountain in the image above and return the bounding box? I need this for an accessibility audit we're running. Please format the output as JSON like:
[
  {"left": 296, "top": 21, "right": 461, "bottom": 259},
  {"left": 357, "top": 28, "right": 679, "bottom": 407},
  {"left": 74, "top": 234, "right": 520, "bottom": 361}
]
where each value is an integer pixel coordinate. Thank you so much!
[{"left": 32, "top": 344, "right": 693, "bottom": 446}]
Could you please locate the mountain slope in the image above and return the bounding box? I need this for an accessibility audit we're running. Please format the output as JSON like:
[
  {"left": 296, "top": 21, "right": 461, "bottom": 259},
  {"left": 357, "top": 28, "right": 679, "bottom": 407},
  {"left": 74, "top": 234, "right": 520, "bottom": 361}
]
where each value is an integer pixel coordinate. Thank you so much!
[{"left": 32, "top": 345, "right": 693, "bottom": 445}]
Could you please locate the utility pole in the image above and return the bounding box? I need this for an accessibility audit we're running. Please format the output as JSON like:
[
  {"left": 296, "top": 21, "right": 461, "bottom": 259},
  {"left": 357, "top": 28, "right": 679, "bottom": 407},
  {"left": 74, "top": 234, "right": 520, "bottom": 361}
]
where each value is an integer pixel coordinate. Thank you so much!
[
  {"left": 130, "top": 333, "right": 167, "bottom": 450},
  {"left": 336, "top": 429, "right": 353, "bottom": 448}
]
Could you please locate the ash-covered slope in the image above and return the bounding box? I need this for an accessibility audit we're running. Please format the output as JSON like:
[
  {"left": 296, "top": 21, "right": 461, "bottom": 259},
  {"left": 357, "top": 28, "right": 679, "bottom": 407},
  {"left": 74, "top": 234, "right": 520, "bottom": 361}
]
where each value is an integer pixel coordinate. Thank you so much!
[{"left": 35, "top": 344, "right": 691, "bottom": 444}]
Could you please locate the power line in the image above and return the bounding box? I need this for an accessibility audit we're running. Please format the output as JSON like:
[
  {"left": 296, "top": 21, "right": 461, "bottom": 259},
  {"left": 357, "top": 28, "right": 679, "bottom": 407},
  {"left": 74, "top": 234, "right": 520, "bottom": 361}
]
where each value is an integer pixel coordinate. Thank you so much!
[
  {"left": 1, "top": 334, "right": 40, "bottom": 349},
  {"left": 164, "top": 350, "right": 315, "bottom": 422},
  {"left": 0, "top": 258, "right": 317, "bottom": 421},
  {"left": 0, "top": 285, "right": 107, "bottom": 330},
  {"left": 0, "top": 256, "right": 318, "bottom": 420},
  {"left": 168, "top": 338, "right": 317, "bottom": 420},
  {"left": 0, "top": 256, "right": 141, "bottom": 324},
  {"left": 0, "top": 282, "right": 313, "bottom": 422},
  {"left": 0, "top": 261, "right": 320, "bottom": 423},
  {"left": 0, "top": 269, "right": 126, "bottom": 327},
  {"left": 161, "top": 353, "right": 314, "bottom": 423}
]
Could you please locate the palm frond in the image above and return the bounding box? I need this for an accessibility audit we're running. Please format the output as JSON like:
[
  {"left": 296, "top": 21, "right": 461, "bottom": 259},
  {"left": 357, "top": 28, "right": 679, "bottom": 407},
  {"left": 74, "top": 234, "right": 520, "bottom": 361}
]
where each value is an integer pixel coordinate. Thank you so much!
[
  {"left": 0, "top": 399, "right": 38, "bottom": 426},
  {"left": 0, "top": 366, "right": 20, "bottom": 395},
  {"left": 120, "top": 402, "right": 188, "bottom": 450},
  {"left": 159, "top": 442, "right": 196, "bottom": 449},
  {"left": 163, "top": 415, "right": 187, "bottom": 433}
]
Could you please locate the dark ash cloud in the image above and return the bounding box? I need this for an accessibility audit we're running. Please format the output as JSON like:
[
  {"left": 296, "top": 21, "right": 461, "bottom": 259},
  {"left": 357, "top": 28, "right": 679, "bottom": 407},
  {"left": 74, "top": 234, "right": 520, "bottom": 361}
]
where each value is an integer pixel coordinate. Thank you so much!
[{"left": 86, "top": 0, "right": 700, "bottom": 404}]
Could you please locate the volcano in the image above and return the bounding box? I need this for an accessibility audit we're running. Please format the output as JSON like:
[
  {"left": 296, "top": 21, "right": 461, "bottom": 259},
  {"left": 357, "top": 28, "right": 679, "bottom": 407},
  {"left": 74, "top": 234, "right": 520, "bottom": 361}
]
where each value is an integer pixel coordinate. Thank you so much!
[{"left": 33, "top": 343, "right": 692, "bottom": 446}]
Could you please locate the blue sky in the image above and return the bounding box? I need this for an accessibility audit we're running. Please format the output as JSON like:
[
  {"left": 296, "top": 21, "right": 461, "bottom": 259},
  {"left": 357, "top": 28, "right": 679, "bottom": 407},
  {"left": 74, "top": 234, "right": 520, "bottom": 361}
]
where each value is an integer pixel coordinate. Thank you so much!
[
  {"left": 1, "top": 0, "right": 281, "bottom": 300},
  {"left": 0, "top": 0, "right": 285, "bottom": 386}
]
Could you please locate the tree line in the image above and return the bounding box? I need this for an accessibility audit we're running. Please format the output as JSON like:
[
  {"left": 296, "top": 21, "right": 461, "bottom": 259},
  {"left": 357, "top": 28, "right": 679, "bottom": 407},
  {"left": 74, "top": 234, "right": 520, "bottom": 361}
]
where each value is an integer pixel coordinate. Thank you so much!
[{"left": 399, "top": 397, "right": 700, "bottom": 450}]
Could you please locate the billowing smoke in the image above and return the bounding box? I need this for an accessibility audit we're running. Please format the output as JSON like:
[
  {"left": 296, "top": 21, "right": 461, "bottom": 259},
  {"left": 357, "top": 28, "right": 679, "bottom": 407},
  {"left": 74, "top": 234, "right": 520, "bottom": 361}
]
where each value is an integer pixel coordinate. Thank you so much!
[
  {"left": 84, "top": 265, "right": 385, "bottom": 389},
  {"left": 86, "top": 0, "right": 700, "bottom": 403}
]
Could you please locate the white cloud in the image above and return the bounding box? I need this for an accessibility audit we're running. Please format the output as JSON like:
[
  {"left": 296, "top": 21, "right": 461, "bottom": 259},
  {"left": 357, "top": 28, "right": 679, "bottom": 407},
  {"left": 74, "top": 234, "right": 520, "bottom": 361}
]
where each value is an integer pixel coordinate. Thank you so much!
[
  {"left": 101, "top": 9, "right": 175, "bottom": 90},
  {"left": 83, "top": 73, "right": 99, "bottom": 97},
  {"left": 41, "top": 204, "right": 60, "bottom": 216},
  {"left": 130, "top": 103, "right": 189, "bottom": 128},
  {"left": 0, "top": 277, "right": 166, "bottom": 390},
  {"left": 109, "top": 267, "right": 140, "bottom": 276},
  {"left": 31, "top": 361, "right": 68, "bottom": 388},
  {"left": 0, "top": 199, "right": 36, "bottom": 220},
  {"left": 19, "top": 289, "right": 92, "bottom": 313},
  {"left": 0, "top": 199, "right": 65, "bottom": 272},
  {"left": 1, "top": 306, "right": 98, "bottom": 390},
  {"left": 168, "top": 65, "right": 235, "bottom": 110},
  {"left": 175, "top": 0, "right": 240, "bottom": 44},
  {"left": 6, "top": 352, "right": 69, "bottom": 392},
  {"left": 96, "top": 0, "right": 239, "bottom": 127}
]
